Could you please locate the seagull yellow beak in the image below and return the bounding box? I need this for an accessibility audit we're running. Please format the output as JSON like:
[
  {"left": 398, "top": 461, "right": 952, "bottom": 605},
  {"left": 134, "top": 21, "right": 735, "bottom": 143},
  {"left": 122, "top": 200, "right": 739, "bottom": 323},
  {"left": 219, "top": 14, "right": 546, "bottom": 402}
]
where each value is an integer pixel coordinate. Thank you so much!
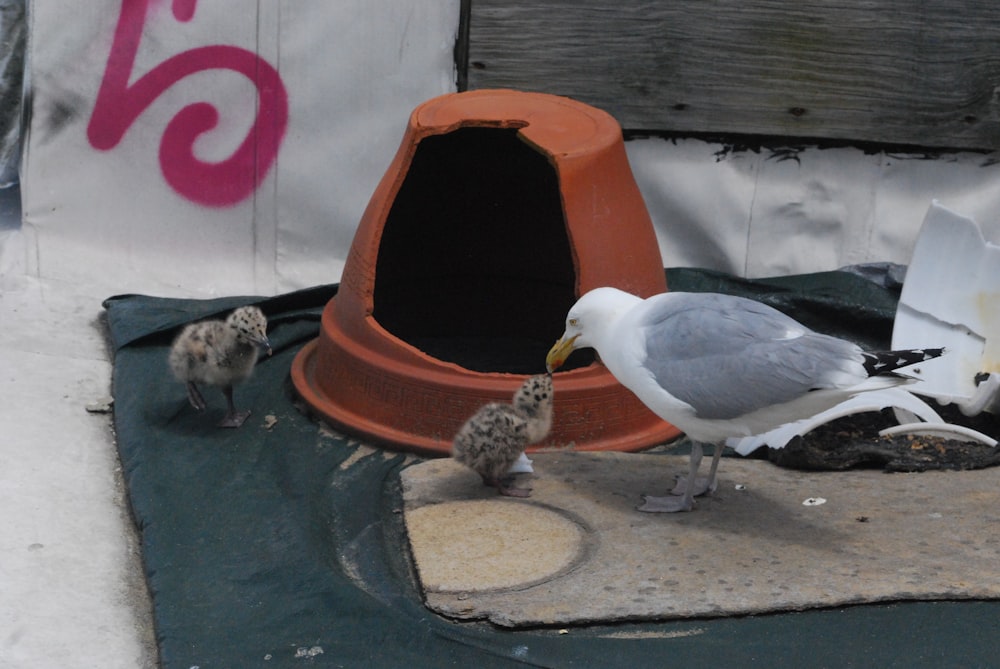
[{"left": 545, "top": 334, "right": 580, "bottom": 372}]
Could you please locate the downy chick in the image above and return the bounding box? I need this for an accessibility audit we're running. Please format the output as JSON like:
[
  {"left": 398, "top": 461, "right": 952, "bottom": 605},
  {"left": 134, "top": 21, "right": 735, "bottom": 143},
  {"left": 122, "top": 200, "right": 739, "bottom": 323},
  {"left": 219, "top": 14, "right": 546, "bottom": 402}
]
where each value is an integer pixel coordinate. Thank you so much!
[
  {"left": 452, "top": 374, "right": 554, "bottom": 497},
  {"left": 169, "top": 306, "right": 272, "bottom": 428}
]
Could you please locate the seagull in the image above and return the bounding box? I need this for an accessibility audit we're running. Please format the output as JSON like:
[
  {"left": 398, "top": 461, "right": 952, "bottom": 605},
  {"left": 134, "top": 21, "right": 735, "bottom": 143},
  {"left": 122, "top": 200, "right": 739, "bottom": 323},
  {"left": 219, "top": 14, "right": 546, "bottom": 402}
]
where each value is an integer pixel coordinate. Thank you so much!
[
  {"left": 169, "top": 306, "right": 272, "bottom": 428},
  {"left": 546, "top": 287, "right": 943, "bottom": 512},
  {"left": 452, "top": 374, "right": 554, "bottom": 497}
]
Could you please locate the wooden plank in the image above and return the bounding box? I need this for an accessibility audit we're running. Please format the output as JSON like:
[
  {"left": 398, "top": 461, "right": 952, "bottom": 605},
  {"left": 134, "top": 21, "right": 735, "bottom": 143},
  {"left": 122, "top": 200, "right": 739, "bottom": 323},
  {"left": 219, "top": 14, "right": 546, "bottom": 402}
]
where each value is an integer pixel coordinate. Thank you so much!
[{"left": 464, "top": 0, "right": 1000, "bottom": 150}]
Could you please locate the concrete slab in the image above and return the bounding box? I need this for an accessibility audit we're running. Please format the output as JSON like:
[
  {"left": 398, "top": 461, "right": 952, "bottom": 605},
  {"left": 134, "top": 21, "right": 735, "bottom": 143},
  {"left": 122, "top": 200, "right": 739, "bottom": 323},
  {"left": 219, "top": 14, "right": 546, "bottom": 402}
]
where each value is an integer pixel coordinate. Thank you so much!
[
  {"left": 0, "top": 272, "right": 157, "bottom": 667},
  {"left": 405, "top": 499, "right": 591, "bottom": 593},
  {"left": 402, "top": 451, "right": 1000, "bottom": 627}
]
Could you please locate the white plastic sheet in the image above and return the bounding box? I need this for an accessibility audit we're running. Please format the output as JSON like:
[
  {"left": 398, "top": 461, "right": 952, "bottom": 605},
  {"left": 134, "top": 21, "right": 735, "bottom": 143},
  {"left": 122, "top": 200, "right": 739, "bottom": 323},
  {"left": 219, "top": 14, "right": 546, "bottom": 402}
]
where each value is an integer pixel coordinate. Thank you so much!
[
  {"left": 20, "top": 1, "right": 459, "bottom": 297},
  {"left": 15, "top": 3, "right": 1000, "bottom": 298},
  {"left": 627, "top": 138, "right": 1000, "bottom": 278}
]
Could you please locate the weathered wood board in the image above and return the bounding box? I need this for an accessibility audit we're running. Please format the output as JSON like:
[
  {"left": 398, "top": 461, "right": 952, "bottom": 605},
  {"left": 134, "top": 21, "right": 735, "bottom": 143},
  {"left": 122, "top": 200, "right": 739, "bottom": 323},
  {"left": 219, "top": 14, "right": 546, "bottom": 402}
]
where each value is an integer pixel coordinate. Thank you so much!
[{"left": 462, "top": 0, "right": 1000, "bottom": 150}]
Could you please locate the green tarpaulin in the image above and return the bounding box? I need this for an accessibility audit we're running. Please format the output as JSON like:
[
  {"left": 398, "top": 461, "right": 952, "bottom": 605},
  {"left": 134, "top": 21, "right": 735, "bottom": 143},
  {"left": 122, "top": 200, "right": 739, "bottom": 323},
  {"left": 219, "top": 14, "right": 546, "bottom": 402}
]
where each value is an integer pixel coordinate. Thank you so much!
[{"left": 104, "top": 271, "right": 998, "bottom": 668}]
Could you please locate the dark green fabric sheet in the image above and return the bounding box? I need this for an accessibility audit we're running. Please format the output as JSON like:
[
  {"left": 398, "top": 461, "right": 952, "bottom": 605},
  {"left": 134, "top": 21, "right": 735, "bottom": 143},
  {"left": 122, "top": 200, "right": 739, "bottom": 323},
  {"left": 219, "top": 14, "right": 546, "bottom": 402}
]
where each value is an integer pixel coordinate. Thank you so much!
[{"left": 104, "top": 272, "right": 998, "bottom": 668}]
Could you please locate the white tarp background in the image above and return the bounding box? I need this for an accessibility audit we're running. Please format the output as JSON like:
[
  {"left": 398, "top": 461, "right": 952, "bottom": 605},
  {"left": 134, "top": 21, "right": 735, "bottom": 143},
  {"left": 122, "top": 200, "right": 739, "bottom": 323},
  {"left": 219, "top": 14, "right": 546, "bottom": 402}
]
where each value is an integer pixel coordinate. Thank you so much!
[
  {"left": 18, "top": 0, "right": 459, "bottom": 297},
  {"left": 629, "top": 139, "right": 1000, "bottom": 279},
  {"left": 12, "top": 1, "right": 1000, "bottom": 298}
]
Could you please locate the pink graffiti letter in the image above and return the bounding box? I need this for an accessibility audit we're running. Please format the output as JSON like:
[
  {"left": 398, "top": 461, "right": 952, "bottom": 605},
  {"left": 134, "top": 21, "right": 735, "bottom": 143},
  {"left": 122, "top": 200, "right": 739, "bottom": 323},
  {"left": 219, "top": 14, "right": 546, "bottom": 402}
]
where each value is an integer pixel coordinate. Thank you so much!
[{"left": 88, "top": 0, "right": 289, "bottom": 207}]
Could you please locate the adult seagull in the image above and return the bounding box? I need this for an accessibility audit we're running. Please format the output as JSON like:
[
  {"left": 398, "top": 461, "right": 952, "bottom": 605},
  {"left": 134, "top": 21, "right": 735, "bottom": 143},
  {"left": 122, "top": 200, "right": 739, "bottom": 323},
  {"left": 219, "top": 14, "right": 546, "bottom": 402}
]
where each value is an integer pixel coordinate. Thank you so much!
[{"left": 546, "top": 287, "right": 943, "bottom": 512}]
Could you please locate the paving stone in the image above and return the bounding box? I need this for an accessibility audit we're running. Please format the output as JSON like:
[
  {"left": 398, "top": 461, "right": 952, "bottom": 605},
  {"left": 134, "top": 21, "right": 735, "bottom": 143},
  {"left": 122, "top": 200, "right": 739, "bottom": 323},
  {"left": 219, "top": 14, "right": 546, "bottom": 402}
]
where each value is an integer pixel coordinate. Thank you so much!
[{"left": 402, "top": 451, "right": 1000, "bottom": 627}]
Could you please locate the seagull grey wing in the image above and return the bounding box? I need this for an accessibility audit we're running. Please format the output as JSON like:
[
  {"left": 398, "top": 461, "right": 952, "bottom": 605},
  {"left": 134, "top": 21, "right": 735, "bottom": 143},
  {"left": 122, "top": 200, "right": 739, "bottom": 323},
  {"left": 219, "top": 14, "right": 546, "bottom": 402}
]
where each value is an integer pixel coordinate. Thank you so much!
[
  {"left": 640, "top": 293, "right": 809, "bottom": 358},
  {"left": 639, "top": 293, "right": 862, "bottom": 419}
]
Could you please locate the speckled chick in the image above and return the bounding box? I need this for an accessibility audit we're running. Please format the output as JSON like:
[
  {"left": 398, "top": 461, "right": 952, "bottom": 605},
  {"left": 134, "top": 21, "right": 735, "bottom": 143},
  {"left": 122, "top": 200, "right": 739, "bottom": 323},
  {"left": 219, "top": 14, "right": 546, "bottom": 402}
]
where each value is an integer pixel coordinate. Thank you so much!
[
  {"left": 452, "top": 374, "right": 554, "bottom": 497},
  {"left": 168, "top": 306, "right": 272, "bottom": 428}
]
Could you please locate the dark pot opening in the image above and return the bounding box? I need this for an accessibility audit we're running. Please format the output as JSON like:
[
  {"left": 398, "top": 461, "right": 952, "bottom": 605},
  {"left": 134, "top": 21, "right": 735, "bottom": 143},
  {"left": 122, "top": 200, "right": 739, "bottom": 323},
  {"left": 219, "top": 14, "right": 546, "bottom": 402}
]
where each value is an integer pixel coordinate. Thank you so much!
[{"left": 373, "top": 127, "right": 594, "bottom": 373}]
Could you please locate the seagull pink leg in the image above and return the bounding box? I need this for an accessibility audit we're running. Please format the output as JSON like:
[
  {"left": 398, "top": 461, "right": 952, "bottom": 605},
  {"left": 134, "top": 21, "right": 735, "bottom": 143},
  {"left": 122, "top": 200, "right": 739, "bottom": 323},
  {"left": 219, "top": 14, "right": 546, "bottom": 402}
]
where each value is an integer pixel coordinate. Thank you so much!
[
  {"left": 703, "top": 442, "right": 724, "bottom": 494},
  {"left": 671, "top": 440, "right": 723, "bottom": 497},
  {"left": 638, "top": 442, "right": 703, "bottom": 513}
]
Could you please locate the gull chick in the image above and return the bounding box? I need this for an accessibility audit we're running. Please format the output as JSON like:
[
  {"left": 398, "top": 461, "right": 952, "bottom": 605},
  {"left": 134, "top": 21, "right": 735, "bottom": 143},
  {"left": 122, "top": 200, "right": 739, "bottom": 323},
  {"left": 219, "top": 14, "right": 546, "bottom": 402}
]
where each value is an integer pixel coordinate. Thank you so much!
[
  {"left": 452, "top": 374, "right": 554, "bottom": 497},
  {"left": 547, "top": 287, "right": 944, "bottom": 512},
  {"left": 169, "top": 306, "right": 272, "bottom": 428}
]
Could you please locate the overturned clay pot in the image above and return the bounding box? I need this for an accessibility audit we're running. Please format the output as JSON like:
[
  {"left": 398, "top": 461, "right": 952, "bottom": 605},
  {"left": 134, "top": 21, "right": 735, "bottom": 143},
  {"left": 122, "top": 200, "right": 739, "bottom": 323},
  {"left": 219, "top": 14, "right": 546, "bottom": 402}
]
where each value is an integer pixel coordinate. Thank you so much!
[{"left": 292, "top": 89, "right": 680, "bottom": 456}]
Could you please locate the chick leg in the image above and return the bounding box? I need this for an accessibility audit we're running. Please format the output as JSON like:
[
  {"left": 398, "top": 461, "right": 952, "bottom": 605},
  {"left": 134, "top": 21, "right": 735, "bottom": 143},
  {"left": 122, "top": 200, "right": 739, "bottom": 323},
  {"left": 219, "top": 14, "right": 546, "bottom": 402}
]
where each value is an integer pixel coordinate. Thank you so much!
[
  {"left": 482, "top": 474, "right": 532, "bottom": 498},
  {"left": 218, "top": 385, "right": 251, "bottom": 428},
  {"left": 637, "top": 441, "right": 703, "bottom": 513},
  {"left": 186, "top": 382, "right": 207, "bottom": 412}
]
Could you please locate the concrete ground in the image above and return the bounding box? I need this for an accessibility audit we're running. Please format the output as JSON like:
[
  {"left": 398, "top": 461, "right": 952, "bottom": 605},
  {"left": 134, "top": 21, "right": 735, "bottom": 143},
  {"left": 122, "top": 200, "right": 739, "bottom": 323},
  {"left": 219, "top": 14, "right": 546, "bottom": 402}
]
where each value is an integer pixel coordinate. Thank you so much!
[
  {"left": 0, "top": 186, "right": 158, "bottom": 667},
  {"left": 402, "top": 452, "right": 1000, "bottom": 627}
]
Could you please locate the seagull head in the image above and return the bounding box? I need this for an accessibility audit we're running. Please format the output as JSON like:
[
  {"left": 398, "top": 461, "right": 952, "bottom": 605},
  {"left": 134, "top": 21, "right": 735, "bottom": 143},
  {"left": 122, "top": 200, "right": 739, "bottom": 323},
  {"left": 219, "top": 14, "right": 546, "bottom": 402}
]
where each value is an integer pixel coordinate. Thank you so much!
[{"left": 546, "top": 287, "right": 641, "bottom": 372}]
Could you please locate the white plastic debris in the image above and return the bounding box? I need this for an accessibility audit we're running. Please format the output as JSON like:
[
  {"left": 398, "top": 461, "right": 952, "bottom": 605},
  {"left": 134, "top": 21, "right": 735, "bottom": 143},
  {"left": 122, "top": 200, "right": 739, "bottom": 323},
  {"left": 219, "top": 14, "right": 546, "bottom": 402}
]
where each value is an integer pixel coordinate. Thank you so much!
[
  {"left": 507, "top": 451, "right": 534, "bottom": 474},
  {"left": 729, "top": 204, "right": 1000, "bottom": 455},
  {"left": 878, "top": 423, "right": 997, "bottom": 447},
  {"left": 891, "top": 201, "right": 1000, "bottom": 416},
  {"left": 727, "top": 387, "right": 943, "bottom": 455},
  {"left": 85, "top": 397, "right": 114, "bottom": 414}
]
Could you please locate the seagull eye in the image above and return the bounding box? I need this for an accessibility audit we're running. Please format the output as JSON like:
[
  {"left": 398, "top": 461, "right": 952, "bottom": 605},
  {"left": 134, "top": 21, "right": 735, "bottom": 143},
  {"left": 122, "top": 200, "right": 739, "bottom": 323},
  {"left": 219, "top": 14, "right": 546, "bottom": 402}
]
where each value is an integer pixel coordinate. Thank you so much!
[{"left": 568, "top": 318, "right": 579, "bottom": 327}]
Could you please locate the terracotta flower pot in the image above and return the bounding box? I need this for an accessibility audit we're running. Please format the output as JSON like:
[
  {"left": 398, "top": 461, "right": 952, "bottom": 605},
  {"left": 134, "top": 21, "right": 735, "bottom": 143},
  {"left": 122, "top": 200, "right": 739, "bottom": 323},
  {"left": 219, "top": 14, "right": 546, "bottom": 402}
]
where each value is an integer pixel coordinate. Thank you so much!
[{"left": 291, "top": 89, "right": 680, "bottom": 456}]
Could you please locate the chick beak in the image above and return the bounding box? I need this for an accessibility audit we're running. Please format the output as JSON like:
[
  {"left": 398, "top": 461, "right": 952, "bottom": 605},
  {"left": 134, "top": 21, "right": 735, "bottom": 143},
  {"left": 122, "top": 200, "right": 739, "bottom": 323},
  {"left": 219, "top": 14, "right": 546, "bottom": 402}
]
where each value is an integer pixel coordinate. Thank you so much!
[
  {"left": 545, "top": 334, "right": 579, "bottom": 373},
  {"left": 260, "top": 336, "right": 273, "bottom": 357}
]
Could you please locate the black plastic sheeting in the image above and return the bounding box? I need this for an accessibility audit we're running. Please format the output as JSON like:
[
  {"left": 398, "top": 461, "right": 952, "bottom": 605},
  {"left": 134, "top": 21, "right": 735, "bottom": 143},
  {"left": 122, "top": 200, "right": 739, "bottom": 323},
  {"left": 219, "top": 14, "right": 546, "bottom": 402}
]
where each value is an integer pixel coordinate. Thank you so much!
[
  {"left": 105, "top": 271, "right": 999, "bottom": 668},
  {"left": 0, "top": 0, "right": 24, "bottom": 187}
]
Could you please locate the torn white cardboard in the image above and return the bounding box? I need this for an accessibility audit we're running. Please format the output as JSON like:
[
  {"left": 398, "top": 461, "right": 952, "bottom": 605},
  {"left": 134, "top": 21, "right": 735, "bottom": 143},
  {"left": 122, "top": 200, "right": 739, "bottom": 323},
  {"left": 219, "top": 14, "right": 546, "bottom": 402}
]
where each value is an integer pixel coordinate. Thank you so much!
[{"left": 891, "top": 201, "right": 1000, "bottom": 414}]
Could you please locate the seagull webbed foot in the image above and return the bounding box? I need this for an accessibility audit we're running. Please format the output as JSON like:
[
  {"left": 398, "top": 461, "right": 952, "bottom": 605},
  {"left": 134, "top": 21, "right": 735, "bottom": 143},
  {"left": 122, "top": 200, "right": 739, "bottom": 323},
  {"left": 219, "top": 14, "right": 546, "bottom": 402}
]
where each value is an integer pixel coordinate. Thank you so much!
[{"left": 638, "top": 494, "right": 694, "bottom": 513}]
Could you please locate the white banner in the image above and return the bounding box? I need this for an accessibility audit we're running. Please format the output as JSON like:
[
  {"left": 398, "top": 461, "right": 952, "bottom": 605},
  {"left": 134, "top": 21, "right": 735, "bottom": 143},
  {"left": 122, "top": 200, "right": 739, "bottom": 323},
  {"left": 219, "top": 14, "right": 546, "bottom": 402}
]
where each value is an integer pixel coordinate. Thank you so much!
[{"left": 22, "top": 0, "right": 459, "bottom": 296}]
